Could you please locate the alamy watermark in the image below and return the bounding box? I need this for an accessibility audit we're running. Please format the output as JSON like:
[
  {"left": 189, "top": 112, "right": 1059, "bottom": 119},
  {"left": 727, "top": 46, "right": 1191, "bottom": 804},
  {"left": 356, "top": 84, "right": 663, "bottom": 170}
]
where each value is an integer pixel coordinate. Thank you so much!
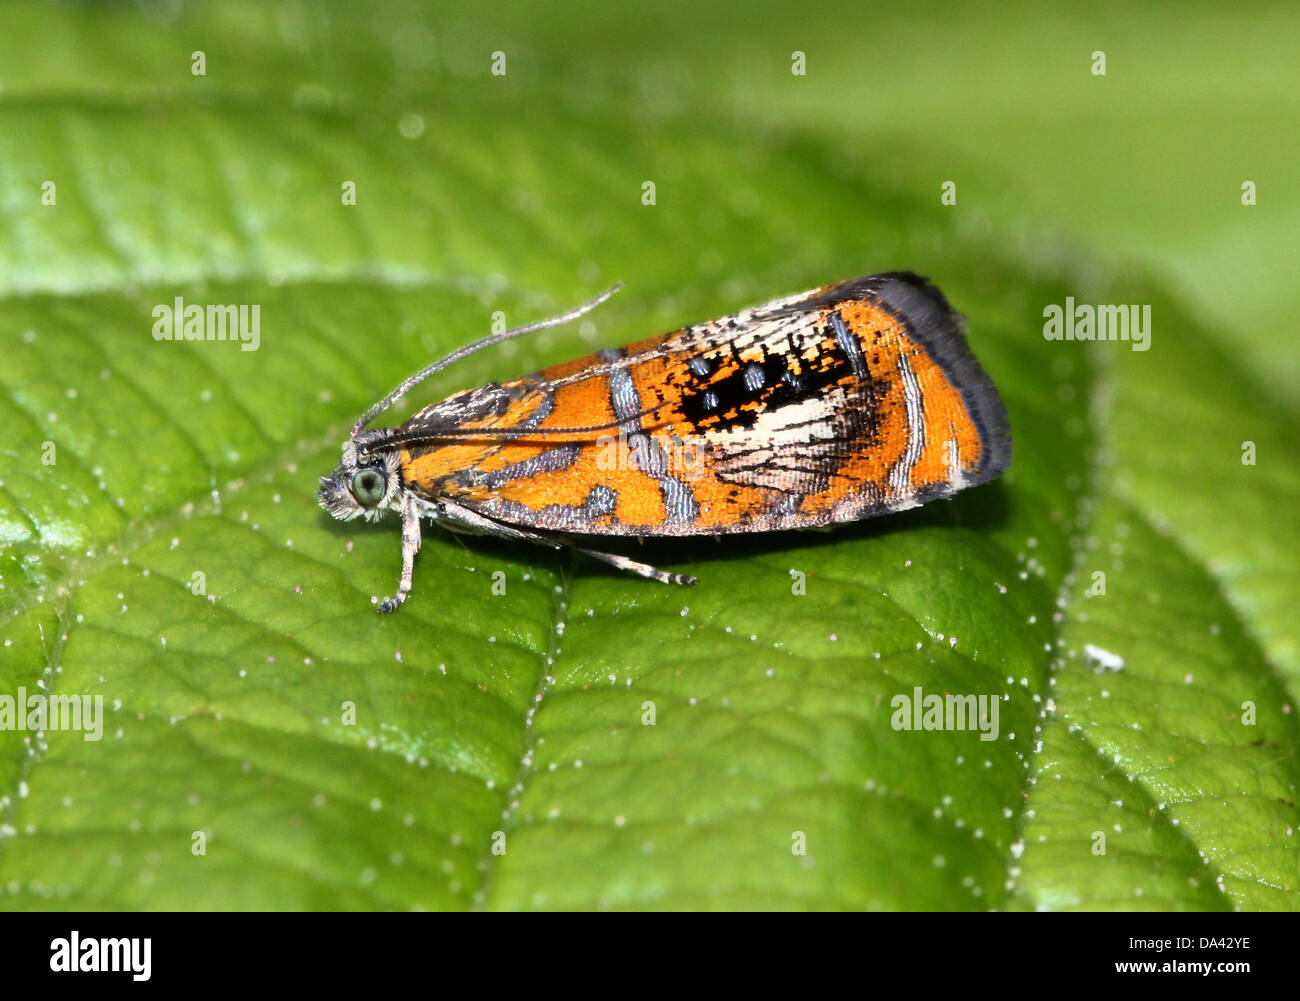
[
  {"left": 1043, "top": 297, "right": 1150, "bottom": 351},
  {"left": 594, "top": 431, "right": 705, "bottom": 481},
  {"left": 1, "top": 688, "right": 103, "bottom": 741},
  {"left": 50, "top": 932, "right": 150, "bottom": 981},
  {"left": 890, "top": 686, "right": 999, "bottom": 741},
  {"left": 151, "top": 296, "right": 260, "bottom": 351}
]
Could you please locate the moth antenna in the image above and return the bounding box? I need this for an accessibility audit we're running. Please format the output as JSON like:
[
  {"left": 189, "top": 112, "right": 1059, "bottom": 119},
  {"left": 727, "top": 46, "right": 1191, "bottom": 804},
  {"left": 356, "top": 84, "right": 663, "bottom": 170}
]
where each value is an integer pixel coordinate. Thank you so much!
[{"left": 351, "top": 282, "right": 624, "bottom": 438}]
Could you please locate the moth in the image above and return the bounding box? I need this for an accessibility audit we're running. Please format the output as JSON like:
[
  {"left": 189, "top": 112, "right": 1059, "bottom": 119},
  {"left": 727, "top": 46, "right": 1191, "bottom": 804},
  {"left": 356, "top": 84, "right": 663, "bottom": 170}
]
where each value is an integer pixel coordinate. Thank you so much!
[{"left": 318, "top": 272, "right": 1011, "bottom": 611}]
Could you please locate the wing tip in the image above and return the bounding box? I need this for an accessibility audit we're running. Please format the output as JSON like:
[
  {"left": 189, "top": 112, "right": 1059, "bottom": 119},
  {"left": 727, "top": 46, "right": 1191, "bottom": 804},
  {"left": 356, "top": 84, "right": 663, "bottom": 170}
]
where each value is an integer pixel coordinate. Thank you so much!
[
  {"left": 769, "top": 271, "right": 1012, "bottom": 483},
  {"left": 865, "top": 272, "right": 1012, "bottom": 484}
]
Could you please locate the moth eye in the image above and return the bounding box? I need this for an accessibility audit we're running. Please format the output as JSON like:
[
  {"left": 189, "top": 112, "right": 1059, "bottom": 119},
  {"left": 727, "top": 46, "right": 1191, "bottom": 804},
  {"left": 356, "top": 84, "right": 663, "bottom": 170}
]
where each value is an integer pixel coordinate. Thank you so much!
[{"left": 351, "top": 469, "right": 385, "bottom": 507}]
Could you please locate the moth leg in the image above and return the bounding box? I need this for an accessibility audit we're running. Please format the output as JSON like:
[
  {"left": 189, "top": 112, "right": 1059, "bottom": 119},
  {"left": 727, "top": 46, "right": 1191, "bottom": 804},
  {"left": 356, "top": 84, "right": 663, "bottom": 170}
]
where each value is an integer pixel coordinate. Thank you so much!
[
  {"left": 378, "top": 493, "right": 422, "bottom": 613},
  {"left": 438, "top": 500, "right": 694, "bottom": 586},
  {"left": 437, "top": 500, "right": 566, "bottom": 549},
  {"left": 574, "top": 547, "right": 697, "bottom": 586}
]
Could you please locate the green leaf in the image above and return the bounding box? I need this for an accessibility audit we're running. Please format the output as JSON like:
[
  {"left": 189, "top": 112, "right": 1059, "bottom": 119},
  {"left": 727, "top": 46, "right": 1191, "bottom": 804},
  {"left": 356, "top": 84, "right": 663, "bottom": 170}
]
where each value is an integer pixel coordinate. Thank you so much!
[{"left": 0, "top": 1, "right": 1295, "bottom": 911}]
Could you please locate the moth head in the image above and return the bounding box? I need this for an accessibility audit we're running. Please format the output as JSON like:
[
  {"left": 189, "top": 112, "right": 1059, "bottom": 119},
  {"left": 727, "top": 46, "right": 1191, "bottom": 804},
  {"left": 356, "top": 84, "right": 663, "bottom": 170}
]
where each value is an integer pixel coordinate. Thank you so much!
[{"left": 317, "top": 432, "right": 402, "bottom": 522}]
